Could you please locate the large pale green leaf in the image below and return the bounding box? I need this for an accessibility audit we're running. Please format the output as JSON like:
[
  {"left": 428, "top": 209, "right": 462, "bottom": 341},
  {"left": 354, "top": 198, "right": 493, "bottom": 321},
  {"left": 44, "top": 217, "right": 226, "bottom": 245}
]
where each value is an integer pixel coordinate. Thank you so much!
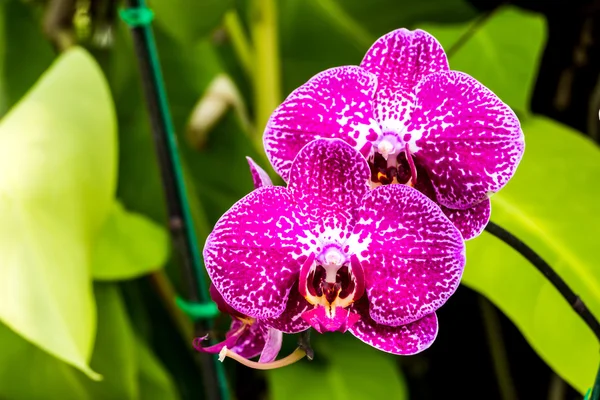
[
  {"left": 463, "top": 116, "right": 600, "bottom": 393},
  {"left": 267, "top": 334, "right": 408, "bottom": 399},
  {"left": 0, "top": 283, "right": 178, "bottom": 399},
  {"left": 0, "top": 48, "right": 117, "bottom": 378},
  {"left": 92, "top": 201, "right": 170, "bottom": 281},
  {"left": 418, "top": 6, "right": 546, "bottom": 114}
]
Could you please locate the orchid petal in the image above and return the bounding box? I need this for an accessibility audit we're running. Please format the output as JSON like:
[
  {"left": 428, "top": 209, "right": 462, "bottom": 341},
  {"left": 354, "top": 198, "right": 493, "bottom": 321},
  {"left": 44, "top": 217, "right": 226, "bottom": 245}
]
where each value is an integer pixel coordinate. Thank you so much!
[
  {"left": 263, "top": 281, "right": 312, "bottom": 334},
  {"left": 264, "top": 67, "right": 380, "bottom": 181},
  {"left": 258, "top": 328, "right": 283, "bottom": 363},
  {"left": 349, "top": 298, "right": 438, "bottom": 355},
  {"left": 360, "top": 29, "right": 448, "bottom": 132},
  {"left": 246, "top": 156, "right": 273, "bottom": 188},
  {"left": 204, "top": 187, "right": 307, "bottom": 319},
  {"left": 230, "top": 320, "right": 268, "bottom": 360},
  {"left": 288, "top": 139, "right": 370, "bottom": 235},
  {"left": 301, "top": 305, "right": 360, "bottom": 333},
  {"left": 408, "top": 71, "right": 524, "bottom": 209},
  {"left": 193, "top": 321, "right": 245, "bottom": 355},
  {"left": 209, "top": 284, "right": 246, "bottom": 320},
  {"left": 352, "top": 184, "right": 465, "bottom": 326},
  {"left": 442, "top": 198, "right": 491, "bottom": 241}
]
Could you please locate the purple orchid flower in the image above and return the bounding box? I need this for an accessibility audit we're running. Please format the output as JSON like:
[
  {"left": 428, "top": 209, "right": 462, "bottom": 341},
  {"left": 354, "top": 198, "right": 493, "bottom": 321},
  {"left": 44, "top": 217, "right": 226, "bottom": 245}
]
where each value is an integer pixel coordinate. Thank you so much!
[
  {"left": 263, "top": 28, "right": 524, "bottom": 240},
  {"left": 193, "top": 285, "right": 282, "bottom": 363},
  {"left": 194, "top": 159, "right": 282, "bottom": 363},
  {"left": 204, "top": 138, "right": 465, "bottom": 355}
]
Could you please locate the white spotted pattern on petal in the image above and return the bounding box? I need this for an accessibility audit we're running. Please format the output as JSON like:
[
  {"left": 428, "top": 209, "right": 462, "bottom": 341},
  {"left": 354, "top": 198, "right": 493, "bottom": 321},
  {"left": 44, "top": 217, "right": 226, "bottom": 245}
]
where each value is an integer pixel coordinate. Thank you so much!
[
  {"left": 442, "top": 198, "right": 491, "bottom": 240},
  {"left": 353, "top": 184, "right": 465, "bottom": 326},
  {"left": 203, "top": 187, "right": 310, "bottom": 319},
  {"left": 263, "top": 66, "right": 380, "bottom": 181},
  {"left": 288, "top": 139, "right": 370, "bottom": 234},
  {"left": 349, "top": 298, "right": 438, "bottom": 355},
  {"left": 360, "top": 28, "right": 448, "bottom": 135},
  {"left": 407, "top": 71, "right": 524, "bottom": 209}
]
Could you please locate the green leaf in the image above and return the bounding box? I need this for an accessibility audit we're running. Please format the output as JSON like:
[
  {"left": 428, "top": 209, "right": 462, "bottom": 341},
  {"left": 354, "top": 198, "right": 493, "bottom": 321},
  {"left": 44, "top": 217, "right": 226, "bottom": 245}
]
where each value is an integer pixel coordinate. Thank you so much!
[
  {"left": 418, "top": 6, "right": 547, "bottom": 114},
  {"left": 137, "top": 338, "right": 180, "bottom": 400},
  {"left": 82, "top": 284, "right": 138, "bottom": 399},
  {"left": 0, "top": 322, "right": 91, "bottom": 400},
  {"left": 463, "top": 116, "right": 600, "bottom": 393},
  {"left": 330, "top": 0, "right": 477, "bottom": 38},
  {"left": 0, "top": 283, "right": 178, "bottom": 399},
  {"left": 152, "top": 0, "right": 233, "bottom": 43},
  {"left": 92, "top": 201, "right": 170, "bottom": 281},
  {"left": 0, "top": 47, "right": 117, "bottom": 379},
  {"left": 267, "top": 334, "right": 408, "bottom": 399}
]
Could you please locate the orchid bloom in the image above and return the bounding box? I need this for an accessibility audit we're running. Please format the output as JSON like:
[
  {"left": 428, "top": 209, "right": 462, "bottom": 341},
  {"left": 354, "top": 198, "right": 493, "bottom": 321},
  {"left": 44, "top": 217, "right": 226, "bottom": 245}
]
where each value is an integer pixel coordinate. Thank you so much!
[
  {"left": 263, "top": 28, "right": 524, "bottom": 240},
  {"left": 204, "top": 139, "right": 465, "bottom": 355},
  {"left": 194, "top": 158, "right": 281, "bottom": 363},
  {"left": 193, "top": 285, "right": 283, "bottom": 363}
]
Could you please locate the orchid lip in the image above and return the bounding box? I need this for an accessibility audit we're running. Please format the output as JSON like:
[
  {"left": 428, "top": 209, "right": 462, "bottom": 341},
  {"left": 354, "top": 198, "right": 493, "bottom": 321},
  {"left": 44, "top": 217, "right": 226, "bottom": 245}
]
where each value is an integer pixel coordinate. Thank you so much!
[{"left": 299, "top": 248, "right": 365, "bottom": 332}]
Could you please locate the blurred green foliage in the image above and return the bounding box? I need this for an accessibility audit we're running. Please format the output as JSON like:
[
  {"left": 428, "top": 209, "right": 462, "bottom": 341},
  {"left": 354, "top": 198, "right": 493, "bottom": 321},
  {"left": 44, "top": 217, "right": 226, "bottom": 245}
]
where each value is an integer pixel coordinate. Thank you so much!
[{"left": 0, "top": 0, "right": 598, "bottom": 398}]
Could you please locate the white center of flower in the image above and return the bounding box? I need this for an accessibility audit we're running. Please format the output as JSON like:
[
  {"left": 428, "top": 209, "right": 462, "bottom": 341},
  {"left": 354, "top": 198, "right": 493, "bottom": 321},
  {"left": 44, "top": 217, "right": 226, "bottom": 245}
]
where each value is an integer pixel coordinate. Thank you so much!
[
  {"left": 324, "top": 247, "right": 343, "bottom": 266},
  {"left": 321, "top": 247, "right": 345, "bottom": 282},
  {"left": 377, "top": 139, "right": 395, "bottom": 159}
]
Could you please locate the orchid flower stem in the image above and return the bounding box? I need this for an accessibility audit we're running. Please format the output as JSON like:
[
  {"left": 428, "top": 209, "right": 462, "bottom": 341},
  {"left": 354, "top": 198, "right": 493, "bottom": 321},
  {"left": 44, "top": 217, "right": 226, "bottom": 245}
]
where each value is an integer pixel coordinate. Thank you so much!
[
  {"left": 484, "top": 221, "right": 600, "bottom": 399},
  {"left": 122, "top": 1, "right": 229, "bottom": 399},
  {"left": 219, "top": 347, "right": 306, "bottom": 370},
  {"left": 251, "top": 0, "right": 281, "bottom": 148},
  {"left": 224, "top": 10, "right": 254, "bottom": 77},
  {"left": 298, "top": 329, "right": 315, "bottom": 360}
]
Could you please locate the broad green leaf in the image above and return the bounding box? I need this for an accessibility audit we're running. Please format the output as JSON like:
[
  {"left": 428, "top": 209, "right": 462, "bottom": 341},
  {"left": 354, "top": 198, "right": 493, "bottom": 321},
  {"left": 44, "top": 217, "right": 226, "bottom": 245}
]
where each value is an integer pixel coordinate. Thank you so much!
[
  {"left": 92, "top": 201, "right": 170, "bottom": 281},
  {"left": 0, "top": 48, "right": 117, "bottom": 378},
  {"left": 0, "top": 283, "right": 178, "bottom": 399},
  {"left": 0, "top": 322, "right": 90, "bottom": 400},
  {"left": 152, "top": 0, "right": 233, "bottom": 43},
  {"left": 463, "top": 116, "right": 600, "bottom": 393},
  {"left": 82, "top": 284, "right": 138, "bottom": 399},
  {"left": 267, "top": 334, "right": 408, "bottom": 400},
  {"left": 137, "top": 338, "right": 180, "bottom": 400},
  {"left": 418, "top": 6, "right": 546, "bottom": 114}
]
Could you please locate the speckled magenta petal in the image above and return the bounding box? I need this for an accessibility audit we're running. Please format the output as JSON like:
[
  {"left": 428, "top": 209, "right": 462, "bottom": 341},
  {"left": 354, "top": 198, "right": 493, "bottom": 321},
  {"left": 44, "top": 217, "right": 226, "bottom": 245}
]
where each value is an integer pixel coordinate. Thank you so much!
[
  {"left": 193, "top": 326, "right": 242, "bottom": 355},
  {"left": 246, "top": 156, "right": 273, "bottom": 188},
  {"left": 408, "top": 71, "right": 524, "bottom": 209},
  {"left": 264, "top": 66, "right": 380, "bottom": 181},
  {"left": 288, "top": 139, "right": 370, "bottom": 235},
  {"left": 229, "top": 320, "right": 267, "bottom": 359},
  {"left": 204, "top": 187, "right": 307, "bottom": 319},
  {"left": 442, "top": 198, "right": 491, "bottom": 241},
  {"left": 349, "top": 298, "right": 438, "bottom": 355},
  {"left": 301, "top": 305, "right": 360, "bottom": 333},
  {"left": 209, "top": 284, "right": 246, "bottom": 320},
  {"left": 258, "top": 327, "right": 283, "bottom": 363},
  {"left": 360, "top": 29, "right": 448, "bottom": 133},
  {"left": 263, "top": 281, "right": 312, "bottom": 334},
  {"left": 352, "top": 184, "right": 465, "bottom": 326}
]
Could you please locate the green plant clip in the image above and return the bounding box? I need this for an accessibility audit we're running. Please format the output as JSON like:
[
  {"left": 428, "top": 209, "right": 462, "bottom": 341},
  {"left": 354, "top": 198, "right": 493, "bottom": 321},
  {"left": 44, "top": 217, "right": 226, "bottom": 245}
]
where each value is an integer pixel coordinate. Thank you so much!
[
  {"left": 176, "top": 296, "right": 219, "bottom": 321},
  {"left": 584, "top": 388, "right": 591, "bottom": 400},
  {"left": 119, "top": 7, "right": 155, "bottom": 28}
]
